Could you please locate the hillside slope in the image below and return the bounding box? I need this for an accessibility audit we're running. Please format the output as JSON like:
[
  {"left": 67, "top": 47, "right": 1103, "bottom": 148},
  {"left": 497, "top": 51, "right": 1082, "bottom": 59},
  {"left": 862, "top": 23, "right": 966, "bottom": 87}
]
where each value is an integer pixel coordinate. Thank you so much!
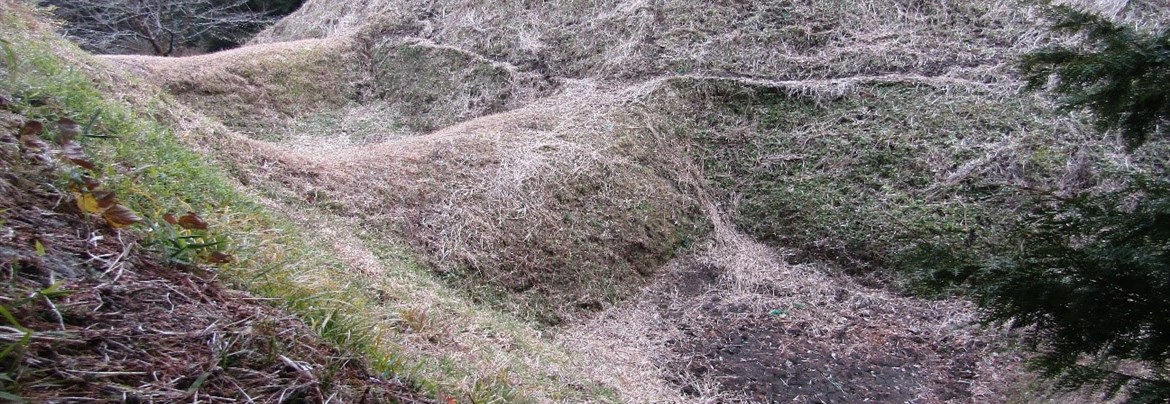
[
  {"left": 85, "top": 0, "right": 1170, "bottom": 402},
  {"left": 0, "top": 4, "right": 432, "bottom": 402},
  {"left": 257, "top": 0, "right": 1030, "bottom": 82}
]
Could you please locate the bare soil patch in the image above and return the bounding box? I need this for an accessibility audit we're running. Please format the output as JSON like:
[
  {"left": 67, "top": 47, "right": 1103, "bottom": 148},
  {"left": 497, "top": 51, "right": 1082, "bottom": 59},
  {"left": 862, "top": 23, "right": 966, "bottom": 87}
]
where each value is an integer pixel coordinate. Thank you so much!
[
  {"left": 669, "top": 288, "right": 982, "bottom": 402},
  {"left": 563, "top": 226, "right": 1033, "bottom": 403}
]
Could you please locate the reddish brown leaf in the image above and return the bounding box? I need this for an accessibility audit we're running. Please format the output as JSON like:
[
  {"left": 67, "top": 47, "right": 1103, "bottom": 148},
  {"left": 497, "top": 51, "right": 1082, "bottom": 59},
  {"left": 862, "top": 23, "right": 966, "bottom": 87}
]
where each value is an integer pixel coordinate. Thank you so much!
[
  {"left": 19, "top": 121, "right": 48, "bottom": 153},
  {"left": 163, "top": 213, "right": 178, "bottom": 225},
  {"left": 177, "top": 212, "right": 209, "bottom": 230},
  {"left": 57, "top": 118, "right": 82, "bottom": 143},
  {"left": 82, "top": 176, "right": 101, "bottom": 191},
  {"left": 19, "top": 121, "right": 43, "bottom": 138},
  {"left": 61, "top": 140, "right": 96, "bottom": 170},
  {"left": 20, "top": 137, "right": 49, "bottom": 154},
  {"left": 205, "top": 252, "right": 234, "bottom": 264},
  {"left": 92, "top": 190, "right": 117, "bottom": 210},
  {"left": 102, "top": 204, "right": 142, "bottom": 228}
]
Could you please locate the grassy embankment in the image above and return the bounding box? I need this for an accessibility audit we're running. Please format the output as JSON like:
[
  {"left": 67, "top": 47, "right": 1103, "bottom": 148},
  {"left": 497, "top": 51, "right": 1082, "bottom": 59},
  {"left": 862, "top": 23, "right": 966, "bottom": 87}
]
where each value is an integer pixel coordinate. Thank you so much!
[{"left": 1, "top": 5, "right": 627, "bottom": 402}]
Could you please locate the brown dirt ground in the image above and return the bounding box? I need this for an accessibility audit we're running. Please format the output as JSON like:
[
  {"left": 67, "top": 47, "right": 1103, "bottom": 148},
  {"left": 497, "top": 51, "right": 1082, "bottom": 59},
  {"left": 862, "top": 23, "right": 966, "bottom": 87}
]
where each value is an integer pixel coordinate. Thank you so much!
[
  {"left": 558, "top": 216, "right": 1036, "bottom": 403},
  {"left": 0, "top": 109, "right": 430, "bottom": 402},
  {"left": 665, "top": 264, "right": 981, "bottom": 402}
]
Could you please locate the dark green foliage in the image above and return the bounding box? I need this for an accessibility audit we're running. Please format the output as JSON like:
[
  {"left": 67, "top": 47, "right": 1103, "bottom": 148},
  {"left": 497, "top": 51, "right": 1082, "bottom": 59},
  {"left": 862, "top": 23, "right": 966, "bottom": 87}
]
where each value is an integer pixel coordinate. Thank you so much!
[
  {"left": 959, "top": 4, "right": 1170, "bottom": 401},
  {"left": 974, "top": 177, "right": 1170, "bottom": 401},
  {"left": 1021, "top": 5, "right": 1170, "bottom": 149}
]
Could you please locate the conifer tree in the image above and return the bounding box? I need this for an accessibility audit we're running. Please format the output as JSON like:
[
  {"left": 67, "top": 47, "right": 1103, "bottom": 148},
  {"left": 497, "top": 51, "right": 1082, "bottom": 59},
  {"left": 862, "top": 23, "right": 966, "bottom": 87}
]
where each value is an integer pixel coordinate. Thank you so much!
[
  {"left": 1021, "top": 5, "right": 1170, "bottom": 149},
  {"left": 975, "top": 4, "right": 1170, "bottom": 401}
]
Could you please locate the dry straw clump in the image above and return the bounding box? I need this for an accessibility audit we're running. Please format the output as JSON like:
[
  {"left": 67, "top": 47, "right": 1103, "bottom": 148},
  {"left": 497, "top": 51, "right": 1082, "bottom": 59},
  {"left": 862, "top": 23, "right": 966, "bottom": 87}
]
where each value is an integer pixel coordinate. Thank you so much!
[
  {"left": 110, "top": 26, "right": 559, "bottom": 142},
  {"left": 256, "top": 0, "right": 1056, "bottom": 84},
  {"left": 366, "top": 37, "right": 558, "bottom": 132},
  {"left": 104, "top": 37, "right": 364, "bottom": 132},
  {"left": 280, "top": 82, "right": 710, "bottom": 324}
]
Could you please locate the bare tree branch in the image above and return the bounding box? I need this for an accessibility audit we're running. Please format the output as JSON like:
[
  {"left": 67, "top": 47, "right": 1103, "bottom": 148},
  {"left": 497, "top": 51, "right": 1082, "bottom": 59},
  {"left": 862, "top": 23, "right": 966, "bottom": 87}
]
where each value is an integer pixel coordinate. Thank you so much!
[{"left": 40, "top": 0, "right": 275, "bottom": 56}]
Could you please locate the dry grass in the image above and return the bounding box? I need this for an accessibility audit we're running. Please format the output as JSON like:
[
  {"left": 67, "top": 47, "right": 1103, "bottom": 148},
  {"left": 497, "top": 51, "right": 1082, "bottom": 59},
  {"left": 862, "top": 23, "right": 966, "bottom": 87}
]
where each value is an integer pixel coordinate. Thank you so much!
[
  {"left": 206, "top": 71, "right": 1078, "bottom": 401},
  {"left": 254, "top": 0, "right": 1066, "bottom": 84},
  {"left": 365, "top": 37, "right": 557, "bottom": 132},
  {"left": 556, "top": 194, "right": 1030, "bottom": 402},
  {"left": 257, "top": 82, "right": 709, "bottom": 325},
  {"left": 1059, "top": 0, "right": 1170, "bottom": 29},
  {"left": 103, "top": 37, "right": 364, "bottom": 133},
  {"left": 108, "top": 32, "right": 558, "bottom": 142},
  {"left": 73, "top": 0, "right": 1170, "bottom": 401},
  {"left": 2, "top": 5, "right": 587, "bottom": 401},
  {"left": 256, "top": 0, "right": 1170, "bottom": 83}
]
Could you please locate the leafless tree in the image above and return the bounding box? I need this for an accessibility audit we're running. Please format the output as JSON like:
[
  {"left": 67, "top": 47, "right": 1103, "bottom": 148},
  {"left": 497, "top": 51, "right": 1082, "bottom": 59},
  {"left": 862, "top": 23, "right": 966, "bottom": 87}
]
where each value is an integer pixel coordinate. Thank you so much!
[{"left": 42, "top": 0, "right": 274, "bottom": 56}]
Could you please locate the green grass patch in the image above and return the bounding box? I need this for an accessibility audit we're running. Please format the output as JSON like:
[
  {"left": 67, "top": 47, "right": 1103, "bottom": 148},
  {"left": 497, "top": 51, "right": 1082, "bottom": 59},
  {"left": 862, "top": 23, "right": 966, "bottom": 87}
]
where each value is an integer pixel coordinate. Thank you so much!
[{"left": 667, "top": 79, "right": 1089, "bottom": 291}]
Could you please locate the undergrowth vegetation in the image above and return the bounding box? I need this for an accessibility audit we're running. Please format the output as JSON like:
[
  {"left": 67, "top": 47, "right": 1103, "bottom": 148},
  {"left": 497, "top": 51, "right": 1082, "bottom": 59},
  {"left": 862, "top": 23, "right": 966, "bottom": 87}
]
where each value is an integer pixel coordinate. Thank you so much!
[
  {"left": 105, "top": 36, "right": 364, "bottom": 134},
  {"left": 0, "top": 5, "right": 438, "bottom": 400},
  {"left": 368, "top": 38, "right": 556, "bottom": 132},
  {"left": 2, "top": 8, "right": 641, "bottom": 401},
  {"left": 933, "top": 6, "right": 1170, "bottom": 400},
  {"left": 255, "top": 0, "right": 1041, "bottom": 84},
  {"left": 665, "top": 78, "right": 1088, "bottom": 291},
  {"left": 8, "top": 0, "right": 1170, "bottom": 401}
]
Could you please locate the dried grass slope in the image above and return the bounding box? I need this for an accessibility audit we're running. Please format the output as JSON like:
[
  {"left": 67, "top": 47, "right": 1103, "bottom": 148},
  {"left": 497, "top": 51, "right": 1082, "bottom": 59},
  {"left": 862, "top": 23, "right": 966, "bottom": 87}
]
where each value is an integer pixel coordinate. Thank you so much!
[{"left": 97, "top": 0, "right": 1170, "bottom": 402}]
